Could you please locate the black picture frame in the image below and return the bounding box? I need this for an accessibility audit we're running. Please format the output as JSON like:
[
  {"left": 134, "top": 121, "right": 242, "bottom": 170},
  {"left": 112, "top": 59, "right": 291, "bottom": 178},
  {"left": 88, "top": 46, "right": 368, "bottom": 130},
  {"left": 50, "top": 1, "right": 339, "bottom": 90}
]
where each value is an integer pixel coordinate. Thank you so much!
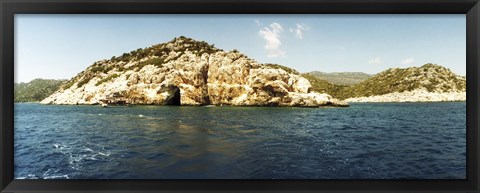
[{"left": 1, "top": 0, "right": 479, "bottom": 192}]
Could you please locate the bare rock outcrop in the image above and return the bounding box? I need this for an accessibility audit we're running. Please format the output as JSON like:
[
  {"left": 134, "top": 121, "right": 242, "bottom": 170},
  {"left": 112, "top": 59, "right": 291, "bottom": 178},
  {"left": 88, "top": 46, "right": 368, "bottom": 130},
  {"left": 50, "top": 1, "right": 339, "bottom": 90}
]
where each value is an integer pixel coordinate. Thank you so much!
[{"left": 41, "top": 37, "right": 348, "bottom": 107}]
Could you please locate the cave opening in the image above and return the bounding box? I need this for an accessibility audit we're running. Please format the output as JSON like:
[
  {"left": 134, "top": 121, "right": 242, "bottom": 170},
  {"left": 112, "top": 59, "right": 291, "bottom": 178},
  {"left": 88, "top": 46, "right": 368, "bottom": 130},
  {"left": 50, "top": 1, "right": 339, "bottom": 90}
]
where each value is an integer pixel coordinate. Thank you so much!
[
  {"left": 166, "top": 86, "right": 181, "bottom": 106},
  {"left": 171, "top": 87, "right": 181, "bottom": 105}
]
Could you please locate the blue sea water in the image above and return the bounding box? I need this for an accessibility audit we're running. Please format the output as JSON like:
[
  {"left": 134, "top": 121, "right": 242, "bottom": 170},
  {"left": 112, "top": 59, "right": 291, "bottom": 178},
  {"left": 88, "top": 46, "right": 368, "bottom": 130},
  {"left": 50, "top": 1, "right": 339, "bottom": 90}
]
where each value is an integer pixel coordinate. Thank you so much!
[{"left": 14, "top": 102, "right": 466, "bottom": 179}]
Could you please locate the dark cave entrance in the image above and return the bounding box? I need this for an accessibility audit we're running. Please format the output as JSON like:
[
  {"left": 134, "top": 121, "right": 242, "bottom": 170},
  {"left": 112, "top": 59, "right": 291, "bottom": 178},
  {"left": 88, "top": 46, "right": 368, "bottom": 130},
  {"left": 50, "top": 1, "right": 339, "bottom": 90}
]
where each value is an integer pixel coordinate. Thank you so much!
[
  {"left": 171, "top": 87, "right": 181, "bottom": 105},
  {"left": 165, "top": 86, "right": 181, "bottom": 106}
]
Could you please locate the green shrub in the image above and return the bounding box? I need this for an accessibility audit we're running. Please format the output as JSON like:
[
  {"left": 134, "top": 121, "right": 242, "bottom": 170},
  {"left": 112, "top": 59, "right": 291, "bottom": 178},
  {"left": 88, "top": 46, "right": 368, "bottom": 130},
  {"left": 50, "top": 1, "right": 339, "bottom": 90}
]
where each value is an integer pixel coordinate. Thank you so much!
[
  {"left": 118, "top": 66, "right": 125, "bottom": 72},
  {"left": 89, "top": 64, "right": 115, "bottom": 74},
  {"left": 172, "top": 52, "right": 184, "bottom": 61},
  {"left": 125, "top": 56, "right": 167, "bottom": 71},
  {"left": 264, "top": 63, "right": 300, "bottom": 75},
  {"left": 95, "top": 74, "right": 120, "bottom": 86},
  {"left": 153, "top": 47, "right": 171, "bottom": 56},
  {"left": 120, "top": 53, "right": 133, "bottom": 62},
  {"left": 104, "top": 66, "right": 114, "bottom": 73},
  {"left": 77, "top": 77, "right": 92, "bottom": 88},
  {"left": 90, "top": 66, "right": 104, "bottom": 73},
  {"left": 63, "top": 81, "right": 75, "bottom": 90}
]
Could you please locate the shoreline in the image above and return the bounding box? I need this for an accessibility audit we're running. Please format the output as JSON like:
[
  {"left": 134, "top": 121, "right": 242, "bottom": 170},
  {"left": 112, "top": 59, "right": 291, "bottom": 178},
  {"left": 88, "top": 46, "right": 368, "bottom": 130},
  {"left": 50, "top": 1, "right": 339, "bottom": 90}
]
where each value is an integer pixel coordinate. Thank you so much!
[
  {"left": 343, "top": 89, "right": 466, "bottom": 103},
  {"left": 32, "top": 103, "right": 349, "bottom": 108},
  {"left": 345, "top": 100, "right": 465, "bottom": 103},
  {"left": 14, "top": 100, "right": 466, "bottom": 105}
]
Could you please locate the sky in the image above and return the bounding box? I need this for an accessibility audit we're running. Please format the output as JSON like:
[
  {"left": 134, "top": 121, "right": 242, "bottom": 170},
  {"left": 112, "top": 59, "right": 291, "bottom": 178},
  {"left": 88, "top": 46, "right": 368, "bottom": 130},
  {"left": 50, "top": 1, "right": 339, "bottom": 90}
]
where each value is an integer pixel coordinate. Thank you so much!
[{"left": 15, "top": 14, "right": 466, "bottom": 83}]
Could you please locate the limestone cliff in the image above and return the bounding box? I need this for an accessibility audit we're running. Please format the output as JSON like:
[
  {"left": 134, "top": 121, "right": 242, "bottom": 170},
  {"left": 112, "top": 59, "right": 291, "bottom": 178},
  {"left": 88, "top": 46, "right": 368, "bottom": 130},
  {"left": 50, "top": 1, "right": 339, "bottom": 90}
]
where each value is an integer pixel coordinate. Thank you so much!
[{"left": 41, "top": 36, "right": 348, "bottom": 107}]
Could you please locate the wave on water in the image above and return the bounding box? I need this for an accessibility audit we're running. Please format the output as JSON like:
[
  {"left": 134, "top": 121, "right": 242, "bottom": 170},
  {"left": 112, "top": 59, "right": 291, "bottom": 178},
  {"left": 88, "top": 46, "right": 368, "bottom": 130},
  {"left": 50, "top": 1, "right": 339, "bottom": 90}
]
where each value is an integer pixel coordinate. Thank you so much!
[
  {"left": 16, "top": 174, "right": 39, "bottom": 179},
  {"left": 83, "top": 113, "right": 167, "bottom": 121},
  {"left": 53, "top": 143, "right": 112, "bottom": 171},
  {"left": 17, "top": 169, "right": 70, "bottom": 179},
  {"left": 43, "top": 168, "right": 70, "bottom": 179}
]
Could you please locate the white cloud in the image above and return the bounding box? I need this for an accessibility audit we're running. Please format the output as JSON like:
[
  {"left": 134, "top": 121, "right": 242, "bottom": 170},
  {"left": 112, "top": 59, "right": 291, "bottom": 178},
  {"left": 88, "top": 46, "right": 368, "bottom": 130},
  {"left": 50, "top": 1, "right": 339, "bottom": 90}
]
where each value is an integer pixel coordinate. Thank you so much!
[
  {"left": 289, "top": 23, "right": 309, "bottom": 39},
  {"left": 254, "top": 19, "right": 262, "bottom": 26},
  {"left": 401, "top": 58, "right": 415, "bottom": 65},
  {"left": 258, "top": 22, "right": 285, "bottom": 58},
  {"left": 368, "top": 57, "right": 382, "bottom": 64}
]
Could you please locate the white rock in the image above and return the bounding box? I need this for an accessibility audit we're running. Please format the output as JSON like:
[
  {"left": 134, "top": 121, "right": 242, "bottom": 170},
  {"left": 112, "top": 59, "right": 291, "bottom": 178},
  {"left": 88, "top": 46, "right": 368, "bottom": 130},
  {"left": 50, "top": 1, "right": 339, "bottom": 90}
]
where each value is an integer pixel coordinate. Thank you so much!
[
  {"left": 344, "top": 88, "right": 466, "bottom": 102},
  {"left": 41, "top": 38, "right": 347, "bottom": 107}
]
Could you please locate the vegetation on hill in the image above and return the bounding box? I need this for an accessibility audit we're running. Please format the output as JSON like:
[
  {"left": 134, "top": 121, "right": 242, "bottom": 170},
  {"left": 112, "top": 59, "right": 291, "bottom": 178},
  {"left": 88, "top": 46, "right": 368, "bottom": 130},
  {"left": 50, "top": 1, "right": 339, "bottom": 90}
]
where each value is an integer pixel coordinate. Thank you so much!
[
  {"left": 304, "top": 71, "right": 371, "bottom": 86},
  {"left": 302, "top": 64, "right": 465, "bottom": 100},
  {"left": 109, "top": 36, "right": 221, "bottom": 64},
  {"left": 301, "top": 73, "right": 350, "bottom": 99},
  {"left": 264, "top": 63, "right": 300, "bottom": 75},
  {"left": 340, "top": 63, "right": 465, "bottom": 98},
  {"left": 261, "top": 64, "right": 354, "bottom": 99},
  {"left": 61, "top": 36, "right": 223, "bottom": 89},
  {"left": 14, "top": 79, "right": 66, "bottom": 102}
]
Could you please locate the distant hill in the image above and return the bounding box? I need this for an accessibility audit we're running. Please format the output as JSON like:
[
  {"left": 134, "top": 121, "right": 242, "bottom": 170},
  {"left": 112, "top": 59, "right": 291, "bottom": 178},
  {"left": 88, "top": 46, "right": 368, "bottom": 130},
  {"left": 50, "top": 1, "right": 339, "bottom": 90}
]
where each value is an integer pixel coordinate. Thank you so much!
[
  {"left": 304, "top": 71, "right": 372, "bottom": 86},
  {"left": 14, "top": 79, "right": 66, "bottom": 102},
  {"left": 340, "top": 63, "right": 466, "bottom": 99},
  {"left": 301, "top": 73, "right": 350, "bottom": 99},
  {"left": 301, "top": 63, "right": 465, "bottom": 101}
]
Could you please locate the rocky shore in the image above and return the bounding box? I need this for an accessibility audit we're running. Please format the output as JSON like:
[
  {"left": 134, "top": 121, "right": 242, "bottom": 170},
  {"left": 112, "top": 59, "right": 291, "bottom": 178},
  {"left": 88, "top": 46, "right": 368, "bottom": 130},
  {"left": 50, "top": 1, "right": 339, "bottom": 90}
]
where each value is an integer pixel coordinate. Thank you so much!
[{"left": 344, "top": 88, "right": 466, "bottom": 102}]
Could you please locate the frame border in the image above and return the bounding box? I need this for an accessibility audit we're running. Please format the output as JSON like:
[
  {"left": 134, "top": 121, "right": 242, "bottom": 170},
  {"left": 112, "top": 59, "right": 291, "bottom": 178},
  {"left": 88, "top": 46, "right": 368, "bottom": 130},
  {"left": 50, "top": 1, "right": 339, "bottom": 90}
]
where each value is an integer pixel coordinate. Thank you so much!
[{"left": 1, "top": 0, "right": 479, "bottom": 192}]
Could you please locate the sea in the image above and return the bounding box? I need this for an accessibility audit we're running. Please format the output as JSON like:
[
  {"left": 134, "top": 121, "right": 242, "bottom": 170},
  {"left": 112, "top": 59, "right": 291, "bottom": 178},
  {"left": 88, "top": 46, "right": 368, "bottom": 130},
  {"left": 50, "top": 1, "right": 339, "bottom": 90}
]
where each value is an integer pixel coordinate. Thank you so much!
[{"left": 14, "top": 102, "right": 466, "bottom": 179}]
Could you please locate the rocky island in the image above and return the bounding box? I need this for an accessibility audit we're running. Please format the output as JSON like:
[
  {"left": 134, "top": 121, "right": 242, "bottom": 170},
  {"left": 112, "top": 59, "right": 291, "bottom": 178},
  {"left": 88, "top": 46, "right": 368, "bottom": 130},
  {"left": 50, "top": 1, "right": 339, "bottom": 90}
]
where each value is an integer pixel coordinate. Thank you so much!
[
  {"left": 41, "top": 36, "right": 348, "bottom": 107},
  {"left": 341, "top": 64, "right": 466, "bottom": 102},
  {"left": 35, "top": 37, "right": 465, "bottom": 106},
  {"left": 300, "top": 63, "right": 466, "bottom": 103}
]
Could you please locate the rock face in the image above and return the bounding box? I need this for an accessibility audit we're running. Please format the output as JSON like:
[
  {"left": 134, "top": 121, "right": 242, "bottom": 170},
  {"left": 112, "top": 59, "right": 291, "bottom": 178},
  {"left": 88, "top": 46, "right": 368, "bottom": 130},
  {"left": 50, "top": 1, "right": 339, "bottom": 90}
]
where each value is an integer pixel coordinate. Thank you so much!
[{"left": 41, "top": 37, "right": 348, "bottom": 107}]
